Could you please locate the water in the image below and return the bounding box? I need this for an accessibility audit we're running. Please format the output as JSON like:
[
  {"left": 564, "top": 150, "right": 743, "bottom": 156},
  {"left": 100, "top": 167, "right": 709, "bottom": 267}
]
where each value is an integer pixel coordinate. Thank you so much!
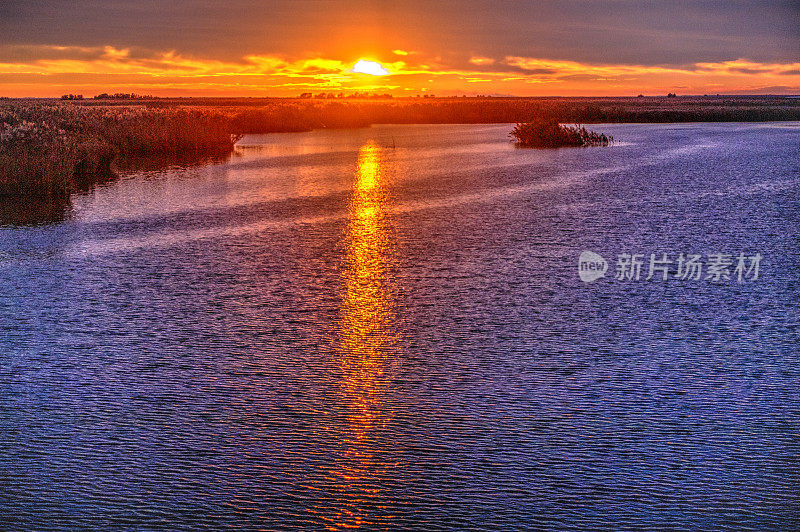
[{"left": 1, "top": 123, "right": 799, "bottom": 530}]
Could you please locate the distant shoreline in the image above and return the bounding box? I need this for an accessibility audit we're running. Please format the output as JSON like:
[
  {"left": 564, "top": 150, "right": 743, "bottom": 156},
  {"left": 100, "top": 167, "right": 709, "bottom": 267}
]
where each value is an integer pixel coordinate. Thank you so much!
[{"left": 4, "top": 95, "right": 799, "bottom": 122}]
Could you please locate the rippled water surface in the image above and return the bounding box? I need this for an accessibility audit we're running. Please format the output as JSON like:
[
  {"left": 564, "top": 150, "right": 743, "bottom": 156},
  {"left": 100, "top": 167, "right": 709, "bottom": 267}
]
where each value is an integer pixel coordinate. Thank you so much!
[{"left": 2, "top": 123, "right": 799, "bottom": 530}]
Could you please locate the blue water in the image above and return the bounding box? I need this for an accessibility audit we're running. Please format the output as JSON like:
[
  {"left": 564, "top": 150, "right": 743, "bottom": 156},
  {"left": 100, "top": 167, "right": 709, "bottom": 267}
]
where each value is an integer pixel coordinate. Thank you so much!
[{"left": 1, "top": 123, "right": 799, "bottom": 530}]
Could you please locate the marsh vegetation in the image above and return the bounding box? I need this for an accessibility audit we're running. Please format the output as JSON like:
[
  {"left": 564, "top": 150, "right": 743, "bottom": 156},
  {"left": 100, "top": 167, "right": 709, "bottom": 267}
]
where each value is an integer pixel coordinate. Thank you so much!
[
  {"left": 1, "top": 96, "right": 798, "bottom": 200},
  {"left": 0, "top": 105, "right": 240, "bottom": 197},
  {"left": 510, "top": 119, "right": 612, "bottom": 148}
]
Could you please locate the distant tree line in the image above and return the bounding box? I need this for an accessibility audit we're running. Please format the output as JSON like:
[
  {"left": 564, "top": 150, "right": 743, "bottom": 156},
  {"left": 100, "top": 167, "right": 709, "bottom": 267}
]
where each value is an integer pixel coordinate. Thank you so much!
[
  {"left": 62, "top": 93, "right": 158, "bottom": 100},
  {"left": 300, "top": 92, "right": 394, "bottom": 99},
  {"left": 93, "top": 93, "right": 155, "bottom": 100}
]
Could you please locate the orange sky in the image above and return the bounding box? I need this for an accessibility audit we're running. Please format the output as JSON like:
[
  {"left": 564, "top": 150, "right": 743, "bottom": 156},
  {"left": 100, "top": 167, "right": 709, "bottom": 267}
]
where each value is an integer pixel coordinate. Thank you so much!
[
  {"left": 0, "top": 1, "right": 797, "bottom": 97},
  {"left": 1, "top": 45, "right": 798, "bottom": 97}
]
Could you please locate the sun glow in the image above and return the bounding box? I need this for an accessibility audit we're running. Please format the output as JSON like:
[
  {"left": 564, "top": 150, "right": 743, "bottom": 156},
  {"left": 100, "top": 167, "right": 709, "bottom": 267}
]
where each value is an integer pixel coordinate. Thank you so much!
[{"left": 351, "top": 59, "right": 390, "bottom": 76}]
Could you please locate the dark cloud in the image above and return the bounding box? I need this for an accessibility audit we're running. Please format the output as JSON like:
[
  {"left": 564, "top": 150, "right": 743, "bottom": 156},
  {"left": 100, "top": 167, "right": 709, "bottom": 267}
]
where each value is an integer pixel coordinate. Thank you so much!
[
  {"left": 730, "top": 67, "right": 773, "bottom": 74},
  {"left": 0, "top": 44, "right": 166, "bottom": 63},
  {"left": 456, "top": 61, "right": 552, "bottom": 75},
  {"left": 511, "top": 68, "right": 557, "bottom": 75},
  {"left": 725, "top": 85, "right": 800, "bottom": 94},
  {"left": 0, "top": 45, "right": 102, "bottom": 63},
  {"left": 0, "top": 0, "right": 797, "bottom": 66}
]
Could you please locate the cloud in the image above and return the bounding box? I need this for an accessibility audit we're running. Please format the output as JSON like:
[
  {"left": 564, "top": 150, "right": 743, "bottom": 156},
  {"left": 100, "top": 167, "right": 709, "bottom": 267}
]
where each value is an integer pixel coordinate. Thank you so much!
[
  {"left": 505, "top": 56, "right": 800, "bottom": 80},
  {"left": 694, "top": 59, "right": 800, "bottom": 77}
]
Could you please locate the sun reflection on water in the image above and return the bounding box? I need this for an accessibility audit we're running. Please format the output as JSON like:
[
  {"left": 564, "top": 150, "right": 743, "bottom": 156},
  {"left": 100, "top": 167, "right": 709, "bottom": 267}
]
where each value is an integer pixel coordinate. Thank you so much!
[{"left": 326, "top": 141, "right": 397, "bottom": 530}]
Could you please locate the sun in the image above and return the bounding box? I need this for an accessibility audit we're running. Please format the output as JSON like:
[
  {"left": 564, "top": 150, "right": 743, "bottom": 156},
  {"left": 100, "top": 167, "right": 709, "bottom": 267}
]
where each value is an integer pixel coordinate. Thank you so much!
[{"left": 351, "top": 59, "right": 390, "bottom": 76}]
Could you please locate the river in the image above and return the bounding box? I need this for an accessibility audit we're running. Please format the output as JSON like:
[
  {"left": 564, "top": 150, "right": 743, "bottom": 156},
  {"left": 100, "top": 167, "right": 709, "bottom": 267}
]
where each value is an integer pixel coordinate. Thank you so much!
[{"left": 1, "top": 123, "right": 798, "bottom": 530}]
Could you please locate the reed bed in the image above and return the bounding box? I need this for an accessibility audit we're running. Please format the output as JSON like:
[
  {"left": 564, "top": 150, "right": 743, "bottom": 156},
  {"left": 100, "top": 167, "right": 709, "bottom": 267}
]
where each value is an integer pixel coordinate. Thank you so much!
[
  {"left": 510, "top": 119, "right": 612, "bottom": 148},
  {"left": 1, "top": 104, "right": 241, "bottom": 196}
]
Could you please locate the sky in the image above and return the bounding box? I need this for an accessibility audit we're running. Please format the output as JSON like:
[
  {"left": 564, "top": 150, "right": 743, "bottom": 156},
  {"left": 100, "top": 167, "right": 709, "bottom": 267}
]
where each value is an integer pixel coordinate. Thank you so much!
[{"left": 0, "top": 0, "right": 798, "bottom": 97}]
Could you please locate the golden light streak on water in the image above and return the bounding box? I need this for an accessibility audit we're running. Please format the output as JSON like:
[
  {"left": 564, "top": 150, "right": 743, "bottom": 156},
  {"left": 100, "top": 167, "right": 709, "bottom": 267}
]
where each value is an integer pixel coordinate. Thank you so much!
[{"left": 325, "top": 141, "right": 397, "bottom": 530}]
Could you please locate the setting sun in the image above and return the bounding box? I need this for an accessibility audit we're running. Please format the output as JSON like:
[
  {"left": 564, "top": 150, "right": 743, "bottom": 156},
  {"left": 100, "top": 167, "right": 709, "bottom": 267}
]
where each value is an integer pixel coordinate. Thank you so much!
[{"left": 351, "top": 59, "right": 390, "bottom": 76}]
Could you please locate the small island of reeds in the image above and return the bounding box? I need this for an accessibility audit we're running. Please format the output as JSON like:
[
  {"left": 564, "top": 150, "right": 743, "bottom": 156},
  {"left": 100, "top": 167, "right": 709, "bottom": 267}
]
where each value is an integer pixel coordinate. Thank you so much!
[{"left": 510, "top": 119, "right": 612, "bottom": 148}]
